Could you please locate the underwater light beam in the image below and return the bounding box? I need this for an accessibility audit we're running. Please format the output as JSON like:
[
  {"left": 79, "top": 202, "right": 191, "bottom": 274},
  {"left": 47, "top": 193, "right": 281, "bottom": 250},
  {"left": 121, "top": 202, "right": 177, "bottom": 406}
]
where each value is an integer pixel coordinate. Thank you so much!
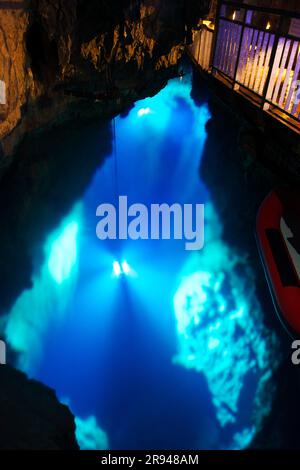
[{"left": 48, "top": 221, "right": 79, "bottom": 285}]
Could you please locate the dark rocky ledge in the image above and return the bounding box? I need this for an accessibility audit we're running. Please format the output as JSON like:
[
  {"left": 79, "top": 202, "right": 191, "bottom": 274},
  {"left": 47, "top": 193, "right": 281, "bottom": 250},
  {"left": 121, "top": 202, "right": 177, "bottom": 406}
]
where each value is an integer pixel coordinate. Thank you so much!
[{"left": 0, "top": 364, "right": 79, "bottom": 449}]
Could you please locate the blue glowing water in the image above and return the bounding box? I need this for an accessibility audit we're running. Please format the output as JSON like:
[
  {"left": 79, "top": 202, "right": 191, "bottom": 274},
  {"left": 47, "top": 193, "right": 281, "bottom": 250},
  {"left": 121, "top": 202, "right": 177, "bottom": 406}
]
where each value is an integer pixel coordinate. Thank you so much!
[{"left": 5, "top": 76, "right": 278, "bottom": 450}]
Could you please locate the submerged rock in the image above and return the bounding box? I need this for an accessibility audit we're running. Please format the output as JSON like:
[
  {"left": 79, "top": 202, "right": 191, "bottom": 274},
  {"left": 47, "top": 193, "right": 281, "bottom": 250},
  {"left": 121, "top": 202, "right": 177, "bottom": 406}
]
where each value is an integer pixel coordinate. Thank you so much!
[{"left": 173, "top": 203, "right": 280, "bottom": 448}]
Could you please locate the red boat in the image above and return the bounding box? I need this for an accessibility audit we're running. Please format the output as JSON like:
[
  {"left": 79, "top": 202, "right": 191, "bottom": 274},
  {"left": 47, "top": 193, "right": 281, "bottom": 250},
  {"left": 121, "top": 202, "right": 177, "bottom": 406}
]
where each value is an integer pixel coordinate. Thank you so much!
[{"left": 256, "top": 188, "right": 300, "bottom": 337}]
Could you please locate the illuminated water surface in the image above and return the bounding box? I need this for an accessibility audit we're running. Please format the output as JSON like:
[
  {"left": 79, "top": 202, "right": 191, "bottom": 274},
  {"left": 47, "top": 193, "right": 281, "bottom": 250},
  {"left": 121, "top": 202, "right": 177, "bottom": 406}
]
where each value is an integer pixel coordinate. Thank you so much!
[{"left": 5, "top": 77, "right": 278, "bottom": 450}]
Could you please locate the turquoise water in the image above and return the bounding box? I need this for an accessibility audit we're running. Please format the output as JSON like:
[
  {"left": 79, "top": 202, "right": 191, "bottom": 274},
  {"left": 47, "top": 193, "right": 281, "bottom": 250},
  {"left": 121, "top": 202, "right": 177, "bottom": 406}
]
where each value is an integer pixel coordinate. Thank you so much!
[{"left": 5, "top": 76, "right": 278, "bottom": 450}]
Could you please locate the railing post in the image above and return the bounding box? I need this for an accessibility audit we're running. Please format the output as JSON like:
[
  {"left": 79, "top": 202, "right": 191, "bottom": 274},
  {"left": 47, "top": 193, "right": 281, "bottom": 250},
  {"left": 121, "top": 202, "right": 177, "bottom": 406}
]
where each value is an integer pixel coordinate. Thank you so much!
[
  {"left": 198, "top": 30, "right": 202, "bottom": 65},
  {"left": 210, "top": 0, "right": 222, "bottom": 72},
  {"left": 261, "top": 15, "right": 284, "bottom": 110}
]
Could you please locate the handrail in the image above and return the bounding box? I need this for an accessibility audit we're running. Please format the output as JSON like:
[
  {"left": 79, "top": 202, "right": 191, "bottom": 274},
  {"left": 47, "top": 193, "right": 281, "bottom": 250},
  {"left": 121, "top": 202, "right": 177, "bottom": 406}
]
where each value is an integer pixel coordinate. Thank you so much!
[{"left": 189, "top": 1, "right": 300, "bottom": 132}]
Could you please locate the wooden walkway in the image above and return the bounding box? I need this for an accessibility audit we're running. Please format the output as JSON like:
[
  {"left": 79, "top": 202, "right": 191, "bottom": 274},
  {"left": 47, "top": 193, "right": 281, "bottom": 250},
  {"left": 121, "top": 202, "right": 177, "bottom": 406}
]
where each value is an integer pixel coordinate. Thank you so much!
[{"left": 189, "top": 0, "right": 300, "bottom": 133}]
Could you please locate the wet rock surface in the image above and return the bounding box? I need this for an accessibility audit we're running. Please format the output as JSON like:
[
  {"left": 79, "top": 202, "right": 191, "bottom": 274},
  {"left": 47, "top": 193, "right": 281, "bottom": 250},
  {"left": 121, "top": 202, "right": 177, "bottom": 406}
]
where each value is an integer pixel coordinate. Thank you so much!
[{"left": 0, "top": 0, "right": 209, "bottom": 162}]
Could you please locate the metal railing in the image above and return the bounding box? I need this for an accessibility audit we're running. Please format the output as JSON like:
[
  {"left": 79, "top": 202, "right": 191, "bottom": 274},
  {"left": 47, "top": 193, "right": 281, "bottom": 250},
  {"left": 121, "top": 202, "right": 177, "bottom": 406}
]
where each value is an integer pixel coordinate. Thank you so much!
[
  {"left": 190, "top": 27, "right": 214, "bottom": 72},
  {"left": 189, "top": 1, "right": 300, "bottom": 131}
]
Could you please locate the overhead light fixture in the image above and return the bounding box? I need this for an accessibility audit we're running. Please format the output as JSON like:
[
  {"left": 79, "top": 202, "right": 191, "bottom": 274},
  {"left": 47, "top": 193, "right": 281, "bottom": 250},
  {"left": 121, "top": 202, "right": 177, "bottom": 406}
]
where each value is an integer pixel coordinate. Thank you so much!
[{"left": 202, "top": 20, "right": 215, "bottom": 31}]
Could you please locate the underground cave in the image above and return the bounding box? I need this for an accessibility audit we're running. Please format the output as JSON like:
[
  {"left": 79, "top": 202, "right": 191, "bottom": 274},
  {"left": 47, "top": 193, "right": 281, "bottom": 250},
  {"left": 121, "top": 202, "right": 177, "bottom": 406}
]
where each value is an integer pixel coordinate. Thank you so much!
[{"left": 0, "top": 0, "right": 300, "bottom": 463}]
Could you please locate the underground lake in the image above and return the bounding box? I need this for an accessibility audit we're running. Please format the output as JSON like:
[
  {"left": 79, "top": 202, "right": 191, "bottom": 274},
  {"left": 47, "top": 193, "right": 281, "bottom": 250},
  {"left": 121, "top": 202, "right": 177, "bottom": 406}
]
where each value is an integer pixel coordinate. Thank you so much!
[{"left": 3, "top": 75, "right": 279, "bottom": 450}]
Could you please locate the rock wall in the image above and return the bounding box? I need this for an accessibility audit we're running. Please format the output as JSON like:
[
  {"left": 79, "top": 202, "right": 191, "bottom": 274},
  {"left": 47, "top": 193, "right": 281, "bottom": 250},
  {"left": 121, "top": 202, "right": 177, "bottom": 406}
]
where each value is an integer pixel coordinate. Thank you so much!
[
  {"left": 0, "top": 364, "right": 79, "bottom": 449},
  {"left": 0, "top": 2, "right": 31, "bottom": 155},
  {"left": 0, "top": 0, "right": 209, "bottom": 164}
]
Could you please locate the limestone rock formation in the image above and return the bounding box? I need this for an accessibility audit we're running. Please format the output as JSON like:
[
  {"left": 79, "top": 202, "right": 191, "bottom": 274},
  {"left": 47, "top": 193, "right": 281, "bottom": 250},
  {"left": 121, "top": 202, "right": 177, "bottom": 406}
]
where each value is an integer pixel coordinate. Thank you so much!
[{"left": 0, "top": 0, "right": 209, "bottom": 161}]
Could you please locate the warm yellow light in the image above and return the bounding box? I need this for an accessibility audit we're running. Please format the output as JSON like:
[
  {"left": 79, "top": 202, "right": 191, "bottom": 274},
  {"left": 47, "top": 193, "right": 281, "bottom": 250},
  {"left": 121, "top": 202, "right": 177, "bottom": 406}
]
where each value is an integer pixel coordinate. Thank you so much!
[
  {"left": 266, "top": 21, "right": 271, "bottom": 30},
  {"left": 202, "top": 20, "right": 215, "bottom": 30},
  {"left": 232, "top": 11, "right": 236, "bottom": 21}
]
